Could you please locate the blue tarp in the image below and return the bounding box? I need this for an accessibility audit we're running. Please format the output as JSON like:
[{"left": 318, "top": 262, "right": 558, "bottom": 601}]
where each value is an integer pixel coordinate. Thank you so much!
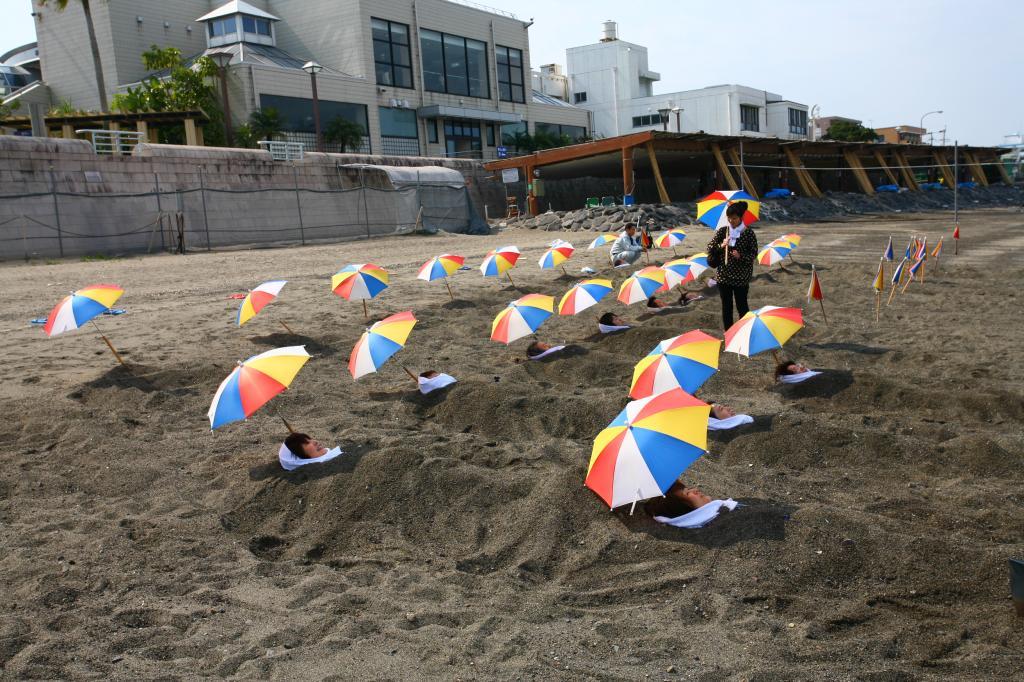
[
  {"left": 957, "top": 181, "right": 978, "bottom": 189},
  {"left": 920, "top": 182, "right": 945, "bottom": 191},
  {"left": 875, "top": 184, "right": 899, "bottom": 193},
  {"left": 763, "top": 188, "right": 792, "bottom": 199}
]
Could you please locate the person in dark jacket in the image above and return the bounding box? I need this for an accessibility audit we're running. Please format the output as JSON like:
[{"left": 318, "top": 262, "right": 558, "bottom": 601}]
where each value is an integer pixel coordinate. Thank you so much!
[{"left": 707, "top": 202, "right": 758, "bottom": 329}]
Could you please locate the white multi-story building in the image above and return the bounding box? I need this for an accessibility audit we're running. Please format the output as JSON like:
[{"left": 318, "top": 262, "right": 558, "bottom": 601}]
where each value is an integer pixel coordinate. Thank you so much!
[
  {"left": 560, "top": 21, "right": 809, "bottom": 141},
  {"left": 20, "top": 0, "right": 589, "bottom": 158}
]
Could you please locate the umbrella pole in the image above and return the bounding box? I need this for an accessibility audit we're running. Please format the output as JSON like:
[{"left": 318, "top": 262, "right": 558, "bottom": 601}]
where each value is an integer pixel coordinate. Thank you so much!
[
  {"left": 770, "top": 349, "right": 781, "bottom": 364},
  {"left": 279, "top": 413, "right": 295, "bottom": 434},
  {"left": 362, "top": 300, "right": 368, "bottom": 319},
  {"left": 444, "top": 279, "right": 454, "bottom": 301},
  {"left": 506, "top": 272, "right": 515, "bottom": 287},
  {"left": 561, "top": 265, "right": 568, "bottom": 276},
  {"left": 400, "top": 365, "right": 419, "bottom": 384},
  {"left": 280, "top": 320, "right": 295, "bottom": 335},
  {"left": 90, "top": 320, "right": 125, "bottom": 366}
]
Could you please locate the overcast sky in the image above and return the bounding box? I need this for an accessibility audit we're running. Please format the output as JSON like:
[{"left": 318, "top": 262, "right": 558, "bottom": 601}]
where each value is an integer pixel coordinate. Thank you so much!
[{"left": 4, "top": 0, "right": 1020, "bottom": 146}]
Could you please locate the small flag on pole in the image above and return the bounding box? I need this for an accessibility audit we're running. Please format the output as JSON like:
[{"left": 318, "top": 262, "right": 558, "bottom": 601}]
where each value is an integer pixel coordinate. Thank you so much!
[
  {"left": 883, "top": 236, "right": 894, "bottom": 262},
  {"left": 807, "top": 265, "right": 827, "bottom": 324},
  {"left": 931, "top": 236, "right": 944, "bottom": 259},
  {"left": 901, "top": 257, "right": 925, "bottom": 293},
  {"left": 887, "top": 258, "right": 906, "bottom": 306},
  {"left": 953, "top": 223, "right": 960, "bottom": 254},
  {"left": 904, "top": 236, "right": 915, "bottom": 260},
  {"left": 915, "top": 236, "right": 928, "bottom": 261},
  {"left": 873, "top": 258, "right": 884, "bottom": 322}
]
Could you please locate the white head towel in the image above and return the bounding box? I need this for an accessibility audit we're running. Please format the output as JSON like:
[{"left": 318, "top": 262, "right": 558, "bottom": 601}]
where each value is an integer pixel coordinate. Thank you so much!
[
  {"left": 278, "top": 442, "right": 343, "bottom": 471},
  {"left": 528, "top": 344, "right": 566, "bottom": 361},
  {"left": 418, "top": 373, "right": 457, "bottom": 394},
  {"left": 598, "top": 323, "right": 631, "bottom": 334},
  {"left": 707, "top": 414, "right": 754, "bottom": 431},
  {"left": 654, "top": 499, "right": 738, "bottom": 529},
  {"left": 779, "top": 370, "right": 821, "bottom": 385},
  {"left": 728, "top": 225, "right": 744, "bottom": 246}
]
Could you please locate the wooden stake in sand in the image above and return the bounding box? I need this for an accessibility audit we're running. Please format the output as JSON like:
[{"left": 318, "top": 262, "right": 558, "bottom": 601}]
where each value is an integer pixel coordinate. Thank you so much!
[
  {"left": 90, "top": 320, "right": 125, "bottom": 365},
  {"left": 875, "top": 291, "right": 881, "bottom": 323},
  {"left": 362, "top": 299, "right": 368, "bottom": 319}
]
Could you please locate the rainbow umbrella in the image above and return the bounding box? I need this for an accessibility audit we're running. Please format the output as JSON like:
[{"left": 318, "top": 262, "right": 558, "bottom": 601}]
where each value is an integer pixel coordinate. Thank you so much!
[
  {"left": 349, "top": 310, "right": 418, "bottom": 380},
  {"left": 653, "top": 229, "right": 687, "bottom": 255},
  {"left": 617, "top": 266, "right": 668, "bottom": 305},
  {"left": 490, "top": 293, "right": 554, "bottom": 344},
  {"left": 586, "top": 388, "right": 711, "bottom": 511},
  {"left": 208, "top": 345, "right": 311, "bottom": 430},
  {"left": 629, "top": 330, "right": 721, "bottom": 399},
  {"left": 696, "top": 190, "right": 760, "bottom": 229},
  {"left": 332, "top": 263, "right": 389, "bottom": 317},
  {"left": 237, "top": 280, "right": 288, "bottom": 328},
  {"left": 588, "top": 233, "right": 621, "bottom": 249},
  {"left": 558, "top": 278, "right": 613, "bottom": 315},
  {"left": 662, "top": 254, "right": 709, "bottom": 288},
  {"left": 44, "top": 283, "right": 126, "bottom": 364},
  {"left": 757, "top": 243, "right": 792, "bottom": 267},
  {"left": 724, "top": 305, "right": 804, "bottom": 358},
  {"left": 538, "top": 240, "right": 575, "bottom": 274},
  {"left": 480, "top": 245, "right": 521, "bottom": 284},
  {"left": 418, "top": 254, "right": 465, "bottom": 300},
  {"left": 780, "top": 233, "right": 801, "bottom": 246}
]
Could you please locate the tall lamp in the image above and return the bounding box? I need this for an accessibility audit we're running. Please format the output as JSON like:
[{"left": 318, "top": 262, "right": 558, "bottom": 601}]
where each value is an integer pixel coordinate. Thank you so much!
[
  {"left": 208, "top": 50, "right": 234, "bottom": 147},
  {"left": 657, "top": 107, "right": 671, "bottom": 132},
  {"left": 303, "top": 61, "right": 324, "bottom": 152},
  {"left": 672, "top": 106, "right": 682, "bottom": 133}
]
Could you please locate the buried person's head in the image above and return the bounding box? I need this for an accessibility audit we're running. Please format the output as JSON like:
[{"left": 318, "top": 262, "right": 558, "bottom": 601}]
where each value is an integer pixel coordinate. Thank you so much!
[
  {"left": 419, "top": 370, "right": 439, "bottom": 379},
  {"left": 775, "top": 359, "right": 809, "bottom": 379},
  {"left": 284, "top": 432, "right": 327, "bottom": 459},
  {"left": 526, "top": 341, "right": 552, "bottom": 358},
  {"left": 599, "top": 312, "right": 627, "bottom": 327}
]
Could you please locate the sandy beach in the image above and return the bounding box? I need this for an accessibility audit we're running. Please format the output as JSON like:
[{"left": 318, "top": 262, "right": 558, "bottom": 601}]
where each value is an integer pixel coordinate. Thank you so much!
[{"left": 1, "top": 208, "right": 1022, "bottom": 680}]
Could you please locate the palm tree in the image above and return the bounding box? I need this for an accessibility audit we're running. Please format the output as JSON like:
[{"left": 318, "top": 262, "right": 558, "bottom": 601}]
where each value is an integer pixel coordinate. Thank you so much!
[
  {"left": 324, "top": 117, "right": 365, "bottom": 153},
  {"left": 248, "top": 107, "right": 283, "bottom": 141},
  {"left": 38, "top": 0, "right": 109, "bottom": 112}
]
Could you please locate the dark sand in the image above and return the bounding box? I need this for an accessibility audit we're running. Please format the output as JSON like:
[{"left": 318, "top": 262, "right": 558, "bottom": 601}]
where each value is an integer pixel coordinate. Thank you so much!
[{"left": 1, "top": 209, "right": 1022, "bottom": 679}]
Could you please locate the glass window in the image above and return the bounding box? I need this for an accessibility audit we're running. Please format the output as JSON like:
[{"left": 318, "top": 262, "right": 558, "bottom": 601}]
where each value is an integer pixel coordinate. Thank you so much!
[
  {"left": 495, "top": 46, "right": 524, "bottom": 103},
  {"left": 379, "top": 107, "right": 418, "bottom": 139},
  {"left": 208, "top": 17, "right": 235, "bottom": 38},
  {"left": 486, "top": 123, "right": 495, "bottom": 146},
  {"left": 241, "top": 16, "right": 270, "bottom": 35},
  {"left": 260, "top": 94, "right": 369, "bottom": 136},
  {"left": 421, "top": 29, "right": 490, "bottom": 98},
  {"left": 420, "top": 29, "right": 445, "bottom": 93},
  {"left": 632, "top": 114, "right": 657, "bottom": 128},
  {"left": 573, "top": 91, "right": 587, "bottom": 104},
  {"left": 466, "top": 39, "right": 488, "bottom": 98},
  {"left": 443, "top": 34, "right": 469, "bottom": 96},
  {"left": 535, "top": 123, "right": 586, "bottom": 142},
  {"left": 427, "top": 119, "right": 438, "bottom": 143},
  {"left": 500, "top": 121, "right": 527, "bottom": 147},
  {"left": 371, "top": 18, "right": 414, "bottom": 90},
  {"left": 788, "top": 108, "right": 807, "bottom": 135},
  {"left": 740, "top": 105, "right": 759, "bottom": 132}
]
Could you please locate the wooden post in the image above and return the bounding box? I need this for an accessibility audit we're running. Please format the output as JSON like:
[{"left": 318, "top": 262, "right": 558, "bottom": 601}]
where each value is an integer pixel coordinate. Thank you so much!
[
  {"left": 892, "top": 150, "right": 920, "bottom": 191},
  {"left": 872, "top": 149, "right": 900, "bottom": 186},
  {"left": 621, "top": 146, "right": 634, "bottom": 199},
  {"left": 184, "top": 118, "right": 200, "bottom": 146},
  {"left": 61, "top": 123, "right": 75, "bottom": 139},
  {"left": 645, "top": 141, "right": 671, "bottom": 204},
  {"left": 135, "top": 120, "right": 149, "bottom": 139},
  {"left": 525, "top": 163, "right": 538, "bottom": 216},
  {"left": 782, "top": 146, "right": 823, "bottom": 198},
  {"left": 931, "top": 150, "right": 956, "bottom": 188},
  {"left": 726, "top": 147, "right": 759, "bottom": 198},
  {"left": 842, "top": 148, "right": 876, "bottom": 195},
  {"left": 710, "top": 143, "right": 738, "bottom": 189},
  {"left": 960, "top": 150, "right": 990, "bottom": 187}
]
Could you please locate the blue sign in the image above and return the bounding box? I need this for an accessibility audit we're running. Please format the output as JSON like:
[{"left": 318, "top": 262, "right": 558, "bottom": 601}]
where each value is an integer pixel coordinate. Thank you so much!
[{"left": 496, "top": 146, "right": 508, "bottom": 159}]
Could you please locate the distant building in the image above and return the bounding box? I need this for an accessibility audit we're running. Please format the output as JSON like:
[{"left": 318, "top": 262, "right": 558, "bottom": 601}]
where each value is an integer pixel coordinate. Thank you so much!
[
  {"left": 0, "top": 42, "right": 40, "bottom": 97},
  {"left": 18, "top": 0, "right": 588, "bottom": 157},
  {"left": 876, "top": 126, "right": 925, "bottom": 144},
  {"left": 813, "top": 115, "right": 862, "bottom": 141},
  {"left": 549, "top": 21, "right": 809, "bottom": 141}
]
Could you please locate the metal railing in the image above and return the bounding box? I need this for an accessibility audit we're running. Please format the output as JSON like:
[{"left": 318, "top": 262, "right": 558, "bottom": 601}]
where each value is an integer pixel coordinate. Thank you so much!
[
  {"left": 258, "top": 140, "right": 305, "bottom": 161},
  {"left": 76, "top": 129, "right": 145, "bottom": 155}
]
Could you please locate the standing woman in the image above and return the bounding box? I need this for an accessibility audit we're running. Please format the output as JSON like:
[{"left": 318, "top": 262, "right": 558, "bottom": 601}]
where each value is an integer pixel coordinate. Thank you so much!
[{"left": 706, "top": 202, "right": 758, "bottom": 330}]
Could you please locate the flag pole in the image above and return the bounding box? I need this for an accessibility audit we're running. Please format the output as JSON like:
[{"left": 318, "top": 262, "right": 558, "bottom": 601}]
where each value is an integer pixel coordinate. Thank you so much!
[
  {"left": 818, "top": 299, "right": 829, "bottom": 325},
  {"left": 875, "top": 291, "right": 880, "bottom": 323},
  {"left": 953, "top": 140, "right": 959, "bottom": 255}
]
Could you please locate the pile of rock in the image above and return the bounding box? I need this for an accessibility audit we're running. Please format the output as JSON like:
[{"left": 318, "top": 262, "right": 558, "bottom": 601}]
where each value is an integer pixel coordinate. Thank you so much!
[{"left": 498, "top": 203, "right": 697, "bottom": 232}]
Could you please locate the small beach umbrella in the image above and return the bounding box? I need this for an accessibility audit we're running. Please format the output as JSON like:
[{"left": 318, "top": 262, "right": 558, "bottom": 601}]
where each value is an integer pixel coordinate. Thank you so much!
[
  {"left": 696, "top": 190, "right": 759, "bottom": 229},
  {"left": 780, "top": 233, "right": 802, "bottom": 247},
  {"left": 757, "top": 243, "right": 792, "bottom": 267},
  {"left": 538, "top": 240, "right": 575, "bottom": 274},
  {"left": 588, "top": 233, "right": 621, "bottom": 249},
  {"left": 238, "top": 280, "right": 292, "bottom": 332},
  {"left": 586, "top": 388, "right": 711, "bottom": 512},
  {"left": 418, "top": 254, "right": 465, "bottom": 300},
  {"left": 558, "top": 278, "right": 613, "bottom": 315},
  {"left": 349, "top": 310, "right": 418, "bottom": 380},
  {"left": 332, "top": 263, "right": 390, "bottom": 317},
  {"left": 653, "top": 229, "right": 687, "bottom": 255},
  {"left": 44, "top": 283, "right": 126, "bottom": 364},
  {"left": 617, "top": 266, "right": 668, "bottom": 305},
  {"left": 481, "top": 245, "right": 521, "bottom": 284},
  {"left": 662, "top": 253, "right": 711, "bottom": 289},
  {"left": 490, "top": 293, "right": 554, "bottom": 344},
  {"left": 724, "top": 306, "right": 804, "bottom": 358},
  {"left": 208, "top": 345, "right": 311, "bottom": 430},
  {"left": 629, "top": 330, "right": 721, "bottom": 399}
]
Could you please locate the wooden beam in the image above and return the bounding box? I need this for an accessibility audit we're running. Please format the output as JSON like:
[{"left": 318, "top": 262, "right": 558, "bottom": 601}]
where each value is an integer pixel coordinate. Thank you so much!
[
  {"left": 782, "top": 146, "right": 823, "bottom": 198},
  {"left": 872, "top": 149, "right": 899, "bottom": 186},
  {"left": 989, "top": 153, "right": 1013, "bottom": 185},
  {"left": 61, "top": 123, "right": 75, "bottom": 139},
  {"left": 184, "top": 118, "right": 200, "bottom": 146},
  {"left": 621, "top": 147, "right": 635, "bottom": 200},
  {"left": 842, "top": 148, "right": 875, "bottom": 195},
  {"left": 710, "top": 143, "right": 738, "bottom": 190},
  {"left": 961, "top": 150, "right": 990, "bottom": 187},
  {"left": 891, "top": 149, "right": 919, "bottom": 191},
  {"left": 726, "top": 147, "right": 758, "bottom": 198},
  {"left": 525, "top": 162, "right": 538, "bottom": 216},
  {"left": 931, "top": 150, "right": 955, "bottom": 188},
  {"left": 644, "top": 141, "right": 671, "bottom": 204},
  {"left": 483, "top": 130, "right": 656, "bottom": 171}
]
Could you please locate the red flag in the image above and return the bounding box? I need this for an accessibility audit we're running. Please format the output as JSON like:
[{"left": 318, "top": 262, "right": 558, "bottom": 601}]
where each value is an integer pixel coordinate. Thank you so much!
[
  {"left": 953, "top": 224, "right": 960, "bottom": 240},
  {"left": 807, "top": 265, "right": 824, "bottom": 301}
]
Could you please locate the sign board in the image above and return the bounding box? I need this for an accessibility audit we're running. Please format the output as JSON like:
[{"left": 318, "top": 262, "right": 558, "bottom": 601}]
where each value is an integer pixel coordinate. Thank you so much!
[
  {"left": 496, "top": 145, "right": 508, "bottom": 159},
  {"left": 500, "top": 168, "right": 519, "bottom": 184},
  {"left": 84, "top": 171, "right": 103, "bottom": 183}
]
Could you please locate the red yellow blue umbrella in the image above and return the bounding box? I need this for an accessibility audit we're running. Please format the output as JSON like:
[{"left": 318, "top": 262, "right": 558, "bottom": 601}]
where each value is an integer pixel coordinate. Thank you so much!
[
  {"left": 481, "top": 245, "right": 520, "bottom": 284},
  {"left": 662, "top": 254, "right": 709, "bottom": 288},
  {"left": 44, "top": 283, "right": 126, "bottom": 364},
  {"left": 757, "top": 243, "right": 792, "bottom": 267},
  {"left": 588, "top": 233, "right": 621, "bottom": 249},
  {"left": 208, "top": 345, "right": 311, "bottom": 430},
  {"left": 418, "top": 254, "right": 465, "bottom": 300},
  {"left": 349, "top": 311, "right": 418, "bottom": 380},
  {"left": 653, "top": 229, "right": 686, "bottom": 255},
  {"left": 723, "top": 306, "right": 804, "bottom": 358},
  {"left": 558, "top": 278, "right": 613, "bottom": 315},
  {"left": 696, "top": 190, "right": 760, "bottom": 229},
  {"left": 617, "top": 266, "right": 668, "bottom": 305},
  {"left": 629, "top": 330, "right": 721, "bottom": 399},
  {"left": 332, "top": 263, "right": 389, "bottom": 318},
  {"left": 490, "top": 293, "right": 554, "bottom": 344},
  {"left": 586, "top": 388, "right": 710, "bottom": 511},
  {"left": 538, "top": 240, "right": 575, "bottom": 274},
  {"left": 237, "top": 280, "right": 290, "bottom": 332}
]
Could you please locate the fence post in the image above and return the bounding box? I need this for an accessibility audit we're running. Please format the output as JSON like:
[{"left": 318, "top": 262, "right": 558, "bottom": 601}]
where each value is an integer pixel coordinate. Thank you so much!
[
  {"left": 292, "top": 164, "right": 306, "bottom": 245},
  {"left": 360, "top": 167, "right": 371, "bottom": 238},
  {"left": 199, "top": 166, "right": 212, "bottom": 251},
  {"left": 48, "top": 165, "right": 64, "bottom": 258},
  {"left": 154, "top": 173, "right": 165, "bottom": 252}
]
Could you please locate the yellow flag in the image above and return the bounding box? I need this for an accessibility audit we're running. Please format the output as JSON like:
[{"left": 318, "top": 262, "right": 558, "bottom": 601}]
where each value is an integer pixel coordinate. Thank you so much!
[{"left": 872, "top": 258, "right": 885, "bottom": 293}]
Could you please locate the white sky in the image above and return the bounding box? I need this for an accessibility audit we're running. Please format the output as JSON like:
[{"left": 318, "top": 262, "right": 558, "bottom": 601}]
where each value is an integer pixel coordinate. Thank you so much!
[{"left": 4, "top": 0, "right": 1020, "bottom": 146}]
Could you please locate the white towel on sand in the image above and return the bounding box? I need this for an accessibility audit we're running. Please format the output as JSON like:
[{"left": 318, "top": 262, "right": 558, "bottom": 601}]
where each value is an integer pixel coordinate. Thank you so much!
[
  {"left": 598, "top": 323, "right": 631, "bottom": 334},
  {"left": 707, "top": 414, "right": 754, "bottom": 430},
  {"left": 654, "top": 499, "right": 738, "bottom": 529},
  {"left": 278, "top": 443, "right": 343, "bottom": 471},
  {"left": 529, "top": 345, "right": 566, "bottom": 361},
  {"left": 779, "top": 370, "right": 821, "bottom": 384},
  {"left": 418, "top": 373, "right": 457, "bottom": 394}
]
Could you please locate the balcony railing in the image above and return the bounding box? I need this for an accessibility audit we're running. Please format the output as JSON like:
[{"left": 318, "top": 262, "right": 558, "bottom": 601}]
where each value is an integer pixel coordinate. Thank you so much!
[
  {"left": 76, "top": 129, "right": 145, "bottom": 155},
  {"left": 258, "top": 140, "right": 305, "bottom": 161}
]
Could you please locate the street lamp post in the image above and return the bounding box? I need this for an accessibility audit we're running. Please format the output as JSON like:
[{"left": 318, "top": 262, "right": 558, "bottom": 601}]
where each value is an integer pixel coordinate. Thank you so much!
[
  {"left": 208, "top": 50, "right": 233, "bottom": 147},
  {"left": 303, "top": 61, "right": 324, "bottom": 152},
  {"left": 657, "top": 107, "right": 671, "bottom": 132},
  {"left": 672, "top": 107, "right": 682, "bottom": 133},
  {"left": 919, "top": 110, "right": 942, "bottom": 145}
]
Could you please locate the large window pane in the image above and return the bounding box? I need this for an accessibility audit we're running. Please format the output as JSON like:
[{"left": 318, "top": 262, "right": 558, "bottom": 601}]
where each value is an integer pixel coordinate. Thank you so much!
[
  {"left": 375, "top": 63, "right": 393, "bottom": 86},
  {"left": 395, "top": 66, "right": 412, "bottom": 88},
  {"left": 443, "top": 34, "right": 469, "bottom": 96},
  {"left": 497, "top": 45, "right": 524, "bottom": 103},
  {"left": 371, "top": 18, "right": 389, "bottom": 41},
  {"left": 466, "top": 39, "right": 488, "bottom": 98},
  {"left": 373, "top": 18, "right": 414, "bottom": 90},
  {"left": 260, "top": 94, "right": 368, "bottom": 136},
  {"left": 379, "top": 107, "right": 418, "bottom": 138},
  {"left": 501, "top": 121, "right": 527, "bottom": 146},
  {"left": 421, "top": 30, "right": 445, "bottom": 93},
  {"left": 390, "top": 22, "right": 408, "bottom": 45},
  {"left": 392, "top": 44, "right": 411, "bottom": 67}
]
